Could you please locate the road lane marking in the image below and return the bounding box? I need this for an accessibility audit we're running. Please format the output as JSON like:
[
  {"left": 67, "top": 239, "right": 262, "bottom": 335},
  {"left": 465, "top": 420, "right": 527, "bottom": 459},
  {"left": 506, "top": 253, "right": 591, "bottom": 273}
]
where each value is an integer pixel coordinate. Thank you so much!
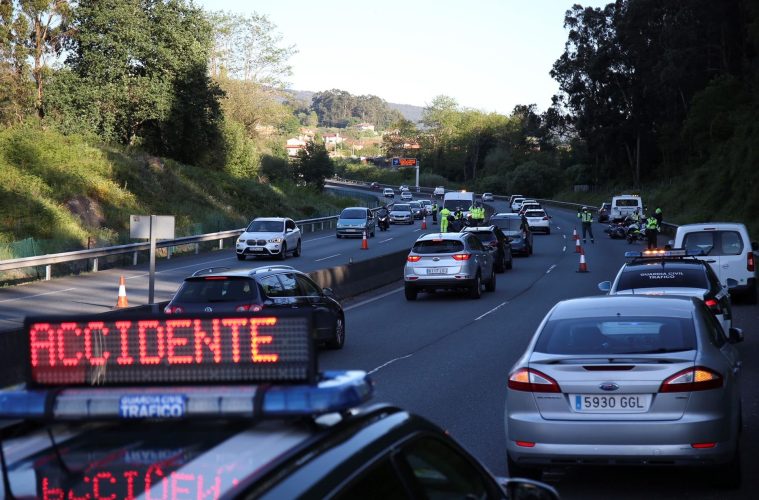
[
  {"left": 562, "top": 246, "right": 567, "bottom": 252},
  {"left": 475, "top": 301, "right": 509, "bottom": 321},
  {"left": 414, "top": 228, "right": 422, "bottom": 232},
  {"left": 303, "top": 234, "right": 335, "bottom": 243},
  {"left": 0, "top": 287, "right": 77, "bottom": 303},
  {"left": 369, "top": 354, "right": 414, "bottom": 375},
  {"left": 546, "top": 264, "right": 557, "bottom": 274},
  {"left": 344, "top": 287, "right": 404, "bottom": 311},
  {"left": 378, "top": 238, "right": 394, "bottom": 243},
  {"left": 315, "top": 253, "right": 341, "bottom": 262}
]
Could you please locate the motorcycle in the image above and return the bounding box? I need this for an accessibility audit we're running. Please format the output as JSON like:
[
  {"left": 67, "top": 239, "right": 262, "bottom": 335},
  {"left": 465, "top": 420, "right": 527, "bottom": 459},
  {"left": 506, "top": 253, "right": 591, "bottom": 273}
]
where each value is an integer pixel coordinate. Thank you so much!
[
  {"left": 625, "top": 222, "right": 646, "bottom": 243},
  {"left": 378, "top": 215, "right": 389, "bottom": 231},
  {"left": 604, "top": 221, "right": 628, "bottom": 239}
]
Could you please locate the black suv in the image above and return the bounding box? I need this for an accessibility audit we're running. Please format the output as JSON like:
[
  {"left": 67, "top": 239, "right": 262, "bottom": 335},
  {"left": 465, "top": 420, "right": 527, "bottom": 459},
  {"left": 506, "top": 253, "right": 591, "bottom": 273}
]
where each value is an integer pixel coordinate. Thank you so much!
[
  {"left": 165, "top": 265, "right": 345, "bottom": 348},
  {"left": 462, "top": 225, "right": 513, "bottom": 272},
  {"left": 598, "top": 249, "right": 733, "bottom": 333}
]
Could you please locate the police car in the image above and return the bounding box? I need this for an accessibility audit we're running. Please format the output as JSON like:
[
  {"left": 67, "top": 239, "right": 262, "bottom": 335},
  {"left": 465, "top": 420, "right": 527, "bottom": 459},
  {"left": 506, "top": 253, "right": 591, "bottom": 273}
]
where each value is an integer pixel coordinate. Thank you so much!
[{"left": 0, "top": 311, "right": 559, "bottom": 499}]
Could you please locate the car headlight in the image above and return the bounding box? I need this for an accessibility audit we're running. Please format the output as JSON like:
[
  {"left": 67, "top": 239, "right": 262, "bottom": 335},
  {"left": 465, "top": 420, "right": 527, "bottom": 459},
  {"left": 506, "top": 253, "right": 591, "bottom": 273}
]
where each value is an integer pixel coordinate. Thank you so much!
[
  {"left": 236, "top": 238, "right": 243, "bottom": 244},
  {"left": 268, "top": 237, "right": 283, "bottom": 243}
]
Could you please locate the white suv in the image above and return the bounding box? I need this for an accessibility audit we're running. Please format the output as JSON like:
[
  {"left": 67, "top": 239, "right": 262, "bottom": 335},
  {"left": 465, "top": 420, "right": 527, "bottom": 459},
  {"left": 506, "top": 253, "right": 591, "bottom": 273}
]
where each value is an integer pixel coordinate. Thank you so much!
[
  {"left": 236, "top": 217, "right": 301, "bottom": 261},
  {"left": 434, "top": 186, "right": 445, "bottom": 196},
  {"left": 674, "top": 222, "right": 758, "bottom": 303},
  {"left": 383, "top": 188, "right": 395, "bottom": 198}
]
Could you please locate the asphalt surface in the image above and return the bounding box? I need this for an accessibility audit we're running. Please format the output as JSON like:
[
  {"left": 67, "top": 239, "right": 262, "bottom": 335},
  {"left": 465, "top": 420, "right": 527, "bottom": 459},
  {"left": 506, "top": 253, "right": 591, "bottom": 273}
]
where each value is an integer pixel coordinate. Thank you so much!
[
  {"left": 320, "top": 199, "right": 759, "bottom": 500},
  {"left": 2, "top": 193, "right": 758, "bottom": 498}
]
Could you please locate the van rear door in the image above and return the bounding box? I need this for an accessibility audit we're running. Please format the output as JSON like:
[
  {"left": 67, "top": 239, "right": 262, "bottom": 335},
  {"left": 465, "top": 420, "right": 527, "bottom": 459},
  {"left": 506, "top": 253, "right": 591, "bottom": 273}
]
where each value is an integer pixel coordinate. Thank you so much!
[{"left": 679, "top": 228, "right": 745, "bottom": 287}]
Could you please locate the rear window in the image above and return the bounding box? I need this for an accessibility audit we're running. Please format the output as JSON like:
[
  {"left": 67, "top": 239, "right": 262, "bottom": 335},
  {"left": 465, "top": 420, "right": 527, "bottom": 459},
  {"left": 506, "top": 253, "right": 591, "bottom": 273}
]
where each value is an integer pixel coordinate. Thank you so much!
[
  {"left": 524, "top": 211, "right": 545, "bottom": 217},
  {"left": 534, "top": 317, "right": 696, "bottom": 355},
  {"left": 175, "top": 278, "right": 258, "bottom": 303},
  {"left": 412, "top": 240, "right": 465, "bottom": 254},
  {"left": 246, "top": 220, "right": 283, "bottom": 232},
  {"left": 682, "top": 230, "right": 744, "bottom": 256},
  {"left": 491, "top": 218, "right": 522, "bottom": 233},
  {"left": 614, "top": 199, "right": 640, "bottom": 207},
  {"left": 340, "top": 209, "right": 367, "bottom": 219},
  {"left": 617, "top": 266, "right": 708, "bottom": 290},
  {"left": 468, "top": 231, "right": 496, "bottom": 244}
]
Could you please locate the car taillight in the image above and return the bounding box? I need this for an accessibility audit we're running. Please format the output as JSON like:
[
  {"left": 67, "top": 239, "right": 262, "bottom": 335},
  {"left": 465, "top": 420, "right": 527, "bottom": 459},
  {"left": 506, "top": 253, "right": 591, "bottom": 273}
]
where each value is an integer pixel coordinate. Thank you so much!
[
  {"left": 659, "top": 367, "right": 722, "bottom": 393},
  {"left": 704, "top": 298, "right": 720, "bottom": 311},
  {"left": 508, "top": 368, "right": 561, "bottom": 393},
  {"left": 748, "top": 252, "right": 755, "bottom": 272},
  {"left": 407, "top": 255, "right": 422, "bottom": 262},
  {"left": 542, "top": 216, "right": 549, "bottom": 220},
  {"left": 236, "top": 304, "right": 263, "bottom": 312},
  {"left": 164, "top": 305, "right": 184, "bottom": 314},
  {"left": 452, "top": 254, "right": 471, "bottom": 261}
]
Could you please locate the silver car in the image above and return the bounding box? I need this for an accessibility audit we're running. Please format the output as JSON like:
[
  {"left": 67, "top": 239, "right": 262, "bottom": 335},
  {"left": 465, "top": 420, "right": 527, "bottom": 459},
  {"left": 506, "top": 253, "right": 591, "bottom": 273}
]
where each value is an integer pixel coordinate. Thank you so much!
[
  {"left": 389, "top": 203, "right": 414, "bottom": 224},
  {"left": 505, "top": 295, "right": 743, "bottom": 487},
  {"left": 404, "top": 232, "right": 496, "bottom": 300}
]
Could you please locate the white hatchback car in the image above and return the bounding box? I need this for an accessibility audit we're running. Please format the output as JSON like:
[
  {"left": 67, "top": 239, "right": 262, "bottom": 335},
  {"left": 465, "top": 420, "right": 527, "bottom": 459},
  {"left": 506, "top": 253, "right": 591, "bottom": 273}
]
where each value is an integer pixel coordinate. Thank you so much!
[
  {"left": 523, "top": 209, "right": 550, "bottom": 234},
  {"left": 400, "top": 191, "right": 413, "bottom": 201},
  {"left": 482, "top": 192, "right": 494, "bottom": 202},
  {"left": 236, "top": 217, "right": 301, "bottom": 260},
  {"left": 383, "top": 188, "right": 395, "bottom": 198}
]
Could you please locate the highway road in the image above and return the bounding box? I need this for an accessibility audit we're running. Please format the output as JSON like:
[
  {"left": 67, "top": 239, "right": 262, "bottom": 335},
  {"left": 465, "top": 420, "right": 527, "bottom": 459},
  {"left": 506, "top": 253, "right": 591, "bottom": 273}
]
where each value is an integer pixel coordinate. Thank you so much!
[{"left": 1, "top": 192, "right": 757, "bottom": 498}]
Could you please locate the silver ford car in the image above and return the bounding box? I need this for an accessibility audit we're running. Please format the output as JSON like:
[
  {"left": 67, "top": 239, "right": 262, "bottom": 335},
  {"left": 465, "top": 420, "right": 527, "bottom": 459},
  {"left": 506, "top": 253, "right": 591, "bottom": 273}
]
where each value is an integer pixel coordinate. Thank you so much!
[{"left": 505, "top": 295, "right": 743, "bottom": 488}]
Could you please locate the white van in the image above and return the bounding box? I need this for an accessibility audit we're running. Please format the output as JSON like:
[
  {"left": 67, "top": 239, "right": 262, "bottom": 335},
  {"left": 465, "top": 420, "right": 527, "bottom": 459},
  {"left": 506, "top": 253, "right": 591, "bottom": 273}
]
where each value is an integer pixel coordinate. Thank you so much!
[
  {"left": 443, "top": 191, "right": 475, "bottom": 216},
  {"left": 674, "top": 222, "right": 757, "bottom": 303},
  {"left": 610, "top": 194, "right": 643, "bottom": 222}
]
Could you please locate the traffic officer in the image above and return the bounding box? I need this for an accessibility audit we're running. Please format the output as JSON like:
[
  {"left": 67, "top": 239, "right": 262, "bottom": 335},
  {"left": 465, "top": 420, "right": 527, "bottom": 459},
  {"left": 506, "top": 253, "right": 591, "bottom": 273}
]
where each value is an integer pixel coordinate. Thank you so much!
[
  {"left": 439, "top": 206, "right": 451, "bottom": 232},
  {"left": 577, "top": 206, "right": 594, "bottom": 243},
  {"left": 654, "top": 207, "right": 663, "bottom": 227},
  {"left": 645, "top": 213, "right": 659, "bottom": 249},
  {"left": 475, "top": 204, "right": 485, "bottom": 225},
  {"left": 431, "top": 201, "right": 438, "bottom": 224}
]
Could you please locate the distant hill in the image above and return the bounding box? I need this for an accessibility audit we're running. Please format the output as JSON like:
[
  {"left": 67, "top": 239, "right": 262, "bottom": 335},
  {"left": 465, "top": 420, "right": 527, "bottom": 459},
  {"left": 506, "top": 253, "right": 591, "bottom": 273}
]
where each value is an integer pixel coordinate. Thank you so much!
[{"left": 288, "top": 89, "right": 424, "bottom": 124}]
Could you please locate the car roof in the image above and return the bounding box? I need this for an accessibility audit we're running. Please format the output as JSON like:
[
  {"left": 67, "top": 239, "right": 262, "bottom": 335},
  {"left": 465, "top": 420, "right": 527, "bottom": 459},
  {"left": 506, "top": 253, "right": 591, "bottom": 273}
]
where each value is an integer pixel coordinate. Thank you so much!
[
  {"left": 416, "top": 232, "right": 470, "bottom": 242},
  {"left": 676, "top": 222, "right": 748, "bottom": 231},
  {"left": 492, "top": 213, "right": 522, "bottom": 218},
  {"left": 252, "top": 217, "right": 288, "bottom": 222},
  {"left": 189, "top": 265, "right": 298, "bottom": 279},
  {"left": 462, "top": 225, "right": 497, "bottom": 233},
  {"left": 624, "top": 260, "right": 709, "bottom": 271},
  {"left": 549, "top": 295, "right": 697, "bottom": 320}
]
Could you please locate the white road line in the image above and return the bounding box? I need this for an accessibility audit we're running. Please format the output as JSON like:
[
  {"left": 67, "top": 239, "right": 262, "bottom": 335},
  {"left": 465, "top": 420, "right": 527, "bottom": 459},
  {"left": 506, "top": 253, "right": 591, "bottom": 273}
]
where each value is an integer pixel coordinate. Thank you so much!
[
  {"left": 0, "top": 287, "right": 77, "bottom": 303},
  {"left": 303, "top": 234, "right": 335, "bottom": 243},
  {"left": 315, "top": 253, "right": 341, "bottom": 262},
  {"left": 562, "top": 246, "right": 567, "bottom": 252},
  {"left": 344, "top": 287, "right": 404, "bottom": 311},
  {"left": 546, "top": 264, "right": 557, "bottom": 274},
  {"left": 475, "top": 301, "right": 509, "bottom": 321},
  {"left": 368, "top": 354, "right": 414, "bottom": 375},
  {"left": 378, "top": 238, "right": 394, "bottom": 244},
  {"left": 414, "top": 228, "right": 422, "bottom": 232}
]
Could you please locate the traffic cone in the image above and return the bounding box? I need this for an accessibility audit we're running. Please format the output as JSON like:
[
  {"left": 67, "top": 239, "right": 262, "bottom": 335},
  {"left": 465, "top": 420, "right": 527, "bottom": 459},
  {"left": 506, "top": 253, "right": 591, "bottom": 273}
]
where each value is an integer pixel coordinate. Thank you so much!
[
  {"left": 421, "top": 217, "right": 427, "bottom": 230},
  {"left": 572, "top": 226, "right": 579, "bottom": 240},
  {"left": 577, "top": 247, "right": 589, "bottom": 273},
  {"left": 115, "top": 275, "right": 129, "bottom": 308},
  {"left": 575, "top": 237, "right": 582, "bottom": 253},
  {"left": 361, "top": 229, "right": 369, "bottom": 250}
]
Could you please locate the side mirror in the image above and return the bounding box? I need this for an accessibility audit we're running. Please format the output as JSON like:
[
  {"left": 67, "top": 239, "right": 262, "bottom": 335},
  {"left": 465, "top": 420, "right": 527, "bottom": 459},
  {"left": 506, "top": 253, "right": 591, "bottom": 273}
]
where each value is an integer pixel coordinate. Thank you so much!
[
  {"left": 728, "top": 327, "right": 744, "bottom": 344},
  {"left": 598, "top": 281, "right": 611, "bottom": 293},
  {"left": 323, "top": 287, "right": 336, "bottom": 298},
  {"left": 501, "top": 478, "right": 559, "bottom": 500},
  {"left": 286, "top": 228, "right": 293, "bottom": 233}
]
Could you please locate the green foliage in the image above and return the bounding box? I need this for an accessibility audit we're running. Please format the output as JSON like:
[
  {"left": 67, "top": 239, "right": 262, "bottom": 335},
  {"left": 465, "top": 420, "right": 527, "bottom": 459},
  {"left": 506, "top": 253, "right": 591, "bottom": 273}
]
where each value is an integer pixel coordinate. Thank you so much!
[
  {"left": 507, "top": 161, "right": 562, "bottom": 198},
  {"left": 220, "top": 119, "right": 260, "bottom": 178},
  {"left": 295, "top": 141, "right": 334, "bottom": 190},
  {"left": 311, "top": 89, "right": 402, "bottom": 129}
]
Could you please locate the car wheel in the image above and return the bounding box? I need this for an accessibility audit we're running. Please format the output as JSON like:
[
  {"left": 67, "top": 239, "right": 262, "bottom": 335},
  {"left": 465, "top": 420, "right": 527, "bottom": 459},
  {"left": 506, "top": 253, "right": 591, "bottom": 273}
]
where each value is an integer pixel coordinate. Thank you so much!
[
  {"left": 325, "top": 316, "right": 345, "bottom": 350},
  {"left": 279, "top": 243, "right": 287, "bottom": 260},
  {"left": 469, "top": 274, "right": 482, "bottom": 299},
  {"left": 336, "top": 234, "right": 342, "bottom": 239},
  {"left": 293, "top": 239, "right": 301, "bottom": 257},
  {"left": 507, "top": 454, "right": 543, "bottom": 481},
  {"left": 236, "top": 253, "right": 245, "bottom": 261},
  {"left": 711, "top": 443, "right": 741, "bottom": 489},
  {"left": 485, "top": 270, "right": 496, "bottom": 292},
  {"left": 404, "top": 286, "right": 417, "bottom": 301}
]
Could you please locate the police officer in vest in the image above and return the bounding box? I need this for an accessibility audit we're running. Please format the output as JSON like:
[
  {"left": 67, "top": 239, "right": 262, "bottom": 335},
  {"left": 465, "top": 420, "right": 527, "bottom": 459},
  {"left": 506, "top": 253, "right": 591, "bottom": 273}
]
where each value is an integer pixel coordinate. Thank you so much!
[
  {"left": 578, "top": 206, "right": 594, "bottom": 243},
  {"left": 439, "top": 206, "right": 451, "bottom": 232},
  {"left": 431, "top": 200, "right": 438, "bottom": 224},
  {"left": 645, "top": 212, "right": 660, "bottom": 249}
]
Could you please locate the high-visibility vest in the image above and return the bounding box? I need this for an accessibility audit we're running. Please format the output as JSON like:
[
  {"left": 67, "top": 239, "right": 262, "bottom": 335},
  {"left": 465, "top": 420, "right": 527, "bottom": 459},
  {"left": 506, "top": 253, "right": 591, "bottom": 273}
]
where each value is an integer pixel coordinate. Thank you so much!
[
  {"left": 581, "top": 211, "right": 592, "bottom": 223},
  {"left": 440, "top": 208, "right": 450, "bottom": 218},
  {"left": 646, "top": 217, "right": 658, "bottom": 230}
]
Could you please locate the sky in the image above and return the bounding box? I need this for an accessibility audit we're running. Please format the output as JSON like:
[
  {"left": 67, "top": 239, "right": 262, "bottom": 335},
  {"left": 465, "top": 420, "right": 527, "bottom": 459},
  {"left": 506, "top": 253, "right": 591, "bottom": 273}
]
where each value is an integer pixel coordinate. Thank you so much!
[{"left": 196, "top": 0, "right": 610, "bottom": 115}]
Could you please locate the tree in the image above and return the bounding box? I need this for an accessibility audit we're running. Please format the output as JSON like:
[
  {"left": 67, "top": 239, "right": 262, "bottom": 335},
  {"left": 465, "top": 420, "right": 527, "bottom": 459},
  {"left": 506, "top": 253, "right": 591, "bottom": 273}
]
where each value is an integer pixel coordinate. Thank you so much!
[
  {"left": 0, "top": 1, "right": 35, "bottom": 123},
  {"left": 295, "top": 141, "right": 334, "bottom": 190},
  {"left": 382, "top": 119, "right": 419, "bottom": 158}
]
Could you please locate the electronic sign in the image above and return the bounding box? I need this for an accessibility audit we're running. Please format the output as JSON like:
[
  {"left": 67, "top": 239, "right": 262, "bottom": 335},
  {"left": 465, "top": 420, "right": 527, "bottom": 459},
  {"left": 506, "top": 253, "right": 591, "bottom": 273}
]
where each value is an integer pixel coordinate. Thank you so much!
[
  {"left": 24, "top": 311, "right": 315, "bottom": 386},
  {"left": 391, "top": 157, "right": 418, "bottom": 167}
]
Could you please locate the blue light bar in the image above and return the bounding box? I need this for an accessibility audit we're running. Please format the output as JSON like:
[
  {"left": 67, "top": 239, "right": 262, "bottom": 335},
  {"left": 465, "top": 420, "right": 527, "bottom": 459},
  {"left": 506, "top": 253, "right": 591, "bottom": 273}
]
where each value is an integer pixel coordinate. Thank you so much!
[
  {"left": 625, "top": 248, "right": 704, "bottom": 259},
  {"left": 0, "top": 370, "right": 373, "bottom": 421}
]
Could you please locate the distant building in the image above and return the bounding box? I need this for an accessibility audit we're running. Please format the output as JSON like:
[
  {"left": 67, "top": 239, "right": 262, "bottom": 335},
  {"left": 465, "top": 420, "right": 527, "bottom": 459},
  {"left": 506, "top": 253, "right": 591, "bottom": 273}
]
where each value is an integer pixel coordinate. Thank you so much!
[
  {"left": 354, "top": 123, "right": 375, "bottom": 132},
  {"left": 286, "top": 138, "right": 307, "bottom": 157},
  {"left": 323, "top": 133, "right": 344, "bottom": 145},
  {"left": 254, "top": 124, "right": 276, "bottom": 136}
]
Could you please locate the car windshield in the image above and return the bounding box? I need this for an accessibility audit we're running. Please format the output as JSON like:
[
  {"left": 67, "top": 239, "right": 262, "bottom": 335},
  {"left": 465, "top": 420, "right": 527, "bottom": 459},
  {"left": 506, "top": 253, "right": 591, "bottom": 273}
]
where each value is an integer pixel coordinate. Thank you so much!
[
  {"left": 393, "top": 204, "right": 411, "bottom": 211},
  {"left": 175, "top": 277, "right": 258, "bottom": 303},
  {"left": 443, "top": 200, "right": 468, "bottom": 211},
  {"left": 412, "top": 240, "right": 465, "bottom": 254},
  {"left": 246, "top": 220, "right": 284, "bottom": 232},
  {"left": 340, "top": 209, "right": 367, "bottom": 219},
  {"left": 534, "top": 317, "right": 697, "bottom": 355},
  {"left": 409, "top": 202, "right": 421, "bottom": 208},
  {"left": 617, "top": 266, "right": 708, "bottom": 290}
]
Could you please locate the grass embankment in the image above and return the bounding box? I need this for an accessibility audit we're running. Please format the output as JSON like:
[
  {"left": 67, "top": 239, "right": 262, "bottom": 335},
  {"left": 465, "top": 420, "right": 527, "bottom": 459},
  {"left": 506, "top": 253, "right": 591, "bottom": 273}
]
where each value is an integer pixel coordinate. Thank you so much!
[{"left": 0, "top": 125, "right": 360, "bottom": 262}]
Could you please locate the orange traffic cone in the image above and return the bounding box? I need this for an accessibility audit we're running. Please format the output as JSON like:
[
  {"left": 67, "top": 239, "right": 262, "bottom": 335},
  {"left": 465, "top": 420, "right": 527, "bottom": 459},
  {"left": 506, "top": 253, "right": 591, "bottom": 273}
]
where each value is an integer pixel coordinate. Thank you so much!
[
  {"left": 115, "top": 275, "right": 129, "bottom": 308},
  {"left": 361, "top": 229, "right": 369, "bottom": 250},
  {"left": 421, "top": 217, "right": 427, "bottom": 230},
  {"left": 573, "top": 227, "right": 579, "bottom": 240},
  {"left": 577, "top": 247, "right": 589, "bottom": 273},
  {"left": 575, "top": 236, "right": 582, "bottom": 253}
]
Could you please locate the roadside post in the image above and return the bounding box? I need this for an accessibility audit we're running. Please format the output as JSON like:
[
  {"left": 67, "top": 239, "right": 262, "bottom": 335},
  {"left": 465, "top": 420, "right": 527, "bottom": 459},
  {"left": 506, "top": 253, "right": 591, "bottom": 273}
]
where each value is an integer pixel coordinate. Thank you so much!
[{"left": 130, "top": 215, "right": 175, "bottom": 310}]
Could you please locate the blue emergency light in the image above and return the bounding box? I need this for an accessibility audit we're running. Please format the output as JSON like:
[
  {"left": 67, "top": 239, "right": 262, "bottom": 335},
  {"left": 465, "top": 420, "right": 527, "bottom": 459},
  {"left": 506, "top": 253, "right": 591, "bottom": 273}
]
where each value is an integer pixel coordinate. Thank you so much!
[{"left": 625, "top": 248, "right": 704, "bottom": 259}]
